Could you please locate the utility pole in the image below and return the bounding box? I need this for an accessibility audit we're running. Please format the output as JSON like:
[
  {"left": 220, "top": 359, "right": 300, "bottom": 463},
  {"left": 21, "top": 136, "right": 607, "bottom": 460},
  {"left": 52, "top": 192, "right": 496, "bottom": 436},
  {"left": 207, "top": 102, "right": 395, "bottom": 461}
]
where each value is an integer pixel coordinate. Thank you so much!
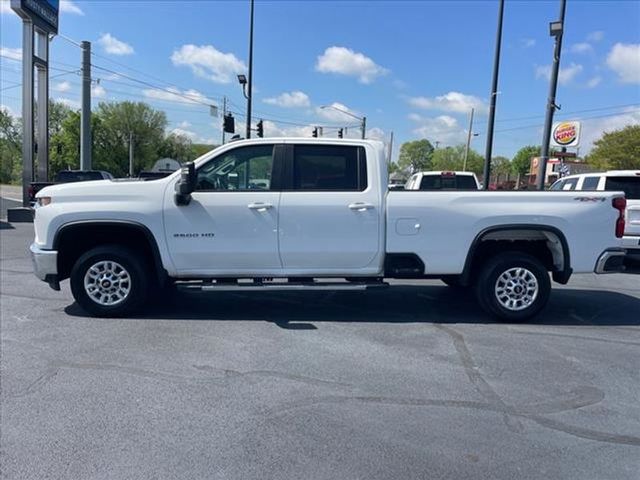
[
  {"left": 537, "top": 0, "right": 567, "bottom": 190},
  {"left": 221, "top": 96, "right": 227, "bottom": 144},
  {"left": 483, "top": 0, "right": 504, "bottom": 190},
  {"left": 361, "top": 116, "right": 367, "bottom": 139},
  {"left": 80, "top": 41, "right": 91, "bottom": 170},
  {"left": 387, "top": 131, "right": 394, "bottom": 165},
  {"left": 129, "top": 131, "right": 134, "bottom": 177},
  {"left": 463, "top": 108, "right": 475, "bottom": 172},
  {"left": 246, "top": 0, "right": 254, "bottom": 139}
]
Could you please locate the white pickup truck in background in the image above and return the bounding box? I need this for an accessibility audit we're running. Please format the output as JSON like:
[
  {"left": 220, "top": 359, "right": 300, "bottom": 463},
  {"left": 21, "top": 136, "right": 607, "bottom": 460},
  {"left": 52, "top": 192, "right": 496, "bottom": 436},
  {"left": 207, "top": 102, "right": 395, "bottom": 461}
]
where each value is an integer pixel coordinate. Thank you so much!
[{"left": 31, "top": 139, "right": 627, "bottom": 321}]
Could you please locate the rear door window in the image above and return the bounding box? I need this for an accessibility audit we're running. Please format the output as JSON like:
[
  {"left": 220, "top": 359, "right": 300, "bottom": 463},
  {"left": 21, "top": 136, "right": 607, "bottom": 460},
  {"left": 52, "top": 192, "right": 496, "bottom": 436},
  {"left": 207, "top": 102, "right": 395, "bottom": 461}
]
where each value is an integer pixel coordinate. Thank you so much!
[
  {"left": 605, "top": 176, "right": 640, "bottom": 200},
  {"left": 581, "top": 176, "right": 600, "bottom": 190},
  {"left": 292, "top": 145, "right": 367, "bottom": 191}
]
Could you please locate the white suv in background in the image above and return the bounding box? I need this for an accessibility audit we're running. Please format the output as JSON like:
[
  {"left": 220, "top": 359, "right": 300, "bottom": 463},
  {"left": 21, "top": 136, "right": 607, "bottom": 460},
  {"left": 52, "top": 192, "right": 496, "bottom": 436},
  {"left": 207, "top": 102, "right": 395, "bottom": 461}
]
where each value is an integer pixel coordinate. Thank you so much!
[{"left": 550, "top": 170, "right": 640, "bottom": 271}]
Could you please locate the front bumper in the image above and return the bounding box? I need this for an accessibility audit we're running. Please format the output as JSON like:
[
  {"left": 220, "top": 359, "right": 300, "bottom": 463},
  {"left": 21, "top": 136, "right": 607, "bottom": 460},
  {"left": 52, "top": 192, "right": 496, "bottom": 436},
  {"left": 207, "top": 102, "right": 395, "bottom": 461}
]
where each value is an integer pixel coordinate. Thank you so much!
[
  {"left": 30, "top": 243, "right": 59, "bottom": 288},
  {"left": 594, "top": 249, "right": 626, "bottom": 274}
]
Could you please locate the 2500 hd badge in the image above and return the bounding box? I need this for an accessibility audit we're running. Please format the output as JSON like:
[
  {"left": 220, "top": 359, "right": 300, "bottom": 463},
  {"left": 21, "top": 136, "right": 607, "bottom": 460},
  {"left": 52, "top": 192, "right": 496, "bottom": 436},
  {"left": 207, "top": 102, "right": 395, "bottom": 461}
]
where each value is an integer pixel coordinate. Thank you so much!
[{"left": 173, "top": 232, "right": 215, "bottom": 238}]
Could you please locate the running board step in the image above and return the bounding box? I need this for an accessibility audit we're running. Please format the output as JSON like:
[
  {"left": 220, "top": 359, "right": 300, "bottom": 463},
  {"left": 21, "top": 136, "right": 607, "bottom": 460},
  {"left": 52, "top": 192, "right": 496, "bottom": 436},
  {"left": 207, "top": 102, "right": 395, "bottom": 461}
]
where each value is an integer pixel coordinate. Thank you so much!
[{"left": 177, "top": 282, "right": 388, "bottom": 292}]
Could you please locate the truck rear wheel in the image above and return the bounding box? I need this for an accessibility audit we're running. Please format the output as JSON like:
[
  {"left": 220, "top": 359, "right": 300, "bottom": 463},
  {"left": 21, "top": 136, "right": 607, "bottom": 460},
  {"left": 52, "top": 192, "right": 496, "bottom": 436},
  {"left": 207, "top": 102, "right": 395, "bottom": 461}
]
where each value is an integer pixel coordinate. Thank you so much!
[
  {"left": 70, "top": 245, "right": 149, "bottom": 317},
  {"left": 475, "top": 252, "right": 550, "bottom": 322}
]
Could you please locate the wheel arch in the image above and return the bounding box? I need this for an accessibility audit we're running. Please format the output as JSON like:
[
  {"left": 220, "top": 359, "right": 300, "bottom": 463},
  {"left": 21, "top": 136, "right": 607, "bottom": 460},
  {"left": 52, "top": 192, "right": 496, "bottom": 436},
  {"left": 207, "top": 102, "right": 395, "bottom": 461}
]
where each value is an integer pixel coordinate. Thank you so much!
[
  {"left": 53, "top": 220, "right": 167, "bottom": 284},
  {"left": 460, "top": 224, "right": 572, "bottom": 286}
]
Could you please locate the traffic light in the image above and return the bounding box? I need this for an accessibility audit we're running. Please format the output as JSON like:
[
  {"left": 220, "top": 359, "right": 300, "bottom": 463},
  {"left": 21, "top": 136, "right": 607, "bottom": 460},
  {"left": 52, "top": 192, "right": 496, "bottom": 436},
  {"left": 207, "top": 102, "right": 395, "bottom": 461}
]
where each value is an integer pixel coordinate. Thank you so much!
[
  {"left": 338, "top": 128, "right": 343, "bottom": 138},
  {"left": 256, "top": 119, "right": 264, "bottom": 138},
  {"left": 312, "top": 127, "right": 318, "bottom": 138},
  {"left": 223, "top": 113, "right": 235, "bottom": 134}
]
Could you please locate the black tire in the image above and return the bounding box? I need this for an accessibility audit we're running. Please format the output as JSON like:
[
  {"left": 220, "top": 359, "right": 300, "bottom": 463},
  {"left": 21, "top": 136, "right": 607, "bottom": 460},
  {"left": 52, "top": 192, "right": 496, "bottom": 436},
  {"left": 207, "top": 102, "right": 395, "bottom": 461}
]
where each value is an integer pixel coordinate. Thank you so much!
[
  {"left": 474, "top": 252, "right": 550, "bottom": 322},
  {"left": 70, "top": 245, "right": 150, "bottom": 317}
]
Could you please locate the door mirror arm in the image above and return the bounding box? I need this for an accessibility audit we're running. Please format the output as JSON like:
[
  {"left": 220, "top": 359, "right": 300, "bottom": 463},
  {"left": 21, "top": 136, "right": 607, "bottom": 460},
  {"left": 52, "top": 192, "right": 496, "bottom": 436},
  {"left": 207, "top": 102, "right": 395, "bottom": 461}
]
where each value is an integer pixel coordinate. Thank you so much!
[{"left": 175, "top": 162, "right": 196, "bottom": 206}]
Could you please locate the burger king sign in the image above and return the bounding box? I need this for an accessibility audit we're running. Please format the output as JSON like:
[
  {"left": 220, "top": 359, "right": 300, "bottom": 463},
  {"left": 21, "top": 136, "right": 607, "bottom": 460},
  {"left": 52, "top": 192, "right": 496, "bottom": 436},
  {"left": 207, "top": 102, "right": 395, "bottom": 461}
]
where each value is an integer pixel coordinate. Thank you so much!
[{"left": 551, "top": 121, "right": 581, "bottom": 148}]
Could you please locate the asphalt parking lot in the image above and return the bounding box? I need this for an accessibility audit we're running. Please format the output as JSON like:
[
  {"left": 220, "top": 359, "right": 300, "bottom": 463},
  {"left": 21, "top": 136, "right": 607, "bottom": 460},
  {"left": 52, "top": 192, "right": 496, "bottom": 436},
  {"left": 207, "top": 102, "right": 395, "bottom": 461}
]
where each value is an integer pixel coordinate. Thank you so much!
[{"left": 1, "top": 221, "right": 639, "bottom": 480}]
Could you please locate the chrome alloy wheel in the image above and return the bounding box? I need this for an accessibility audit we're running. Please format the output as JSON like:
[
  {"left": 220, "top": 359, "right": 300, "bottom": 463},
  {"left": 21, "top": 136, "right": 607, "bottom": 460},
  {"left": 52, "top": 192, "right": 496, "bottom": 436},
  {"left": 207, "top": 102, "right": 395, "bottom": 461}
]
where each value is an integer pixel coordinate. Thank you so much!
[
  {"left": 494, "top": 267, "right": 539, "bottom": 311},
  {"left": 83, "top": 260, "right": 132, "bottom": 306}
]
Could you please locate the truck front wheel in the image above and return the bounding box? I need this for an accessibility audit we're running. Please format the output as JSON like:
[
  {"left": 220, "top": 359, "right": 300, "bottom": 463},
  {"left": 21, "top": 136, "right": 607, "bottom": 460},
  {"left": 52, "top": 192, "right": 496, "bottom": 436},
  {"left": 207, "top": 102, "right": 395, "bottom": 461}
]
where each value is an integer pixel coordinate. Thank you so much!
[
  {"left": 70, "top": 245, "right": 149, "bottom": 317},
  {"left": 475, "top": 252, "right": 550, "bottom": 322}
]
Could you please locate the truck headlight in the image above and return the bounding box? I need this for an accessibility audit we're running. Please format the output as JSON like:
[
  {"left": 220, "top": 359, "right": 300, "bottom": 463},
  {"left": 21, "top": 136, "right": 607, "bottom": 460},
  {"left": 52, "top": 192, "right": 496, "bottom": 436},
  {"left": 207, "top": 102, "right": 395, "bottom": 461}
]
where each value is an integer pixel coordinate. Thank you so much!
[{"left": 36, "top": 197, "right": 52, "bottom": 207}]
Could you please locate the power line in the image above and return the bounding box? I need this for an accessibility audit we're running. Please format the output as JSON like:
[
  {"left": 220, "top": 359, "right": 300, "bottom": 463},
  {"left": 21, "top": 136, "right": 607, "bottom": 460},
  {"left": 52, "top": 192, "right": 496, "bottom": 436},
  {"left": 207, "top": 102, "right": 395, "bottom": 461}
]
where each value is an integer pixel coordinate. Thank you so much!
[
  {"left": 475, "top": 103, "right": 640, "bottom": 125},
  {"left": 91, "top": 63, "right": 220, "bottom": 108},
  {"left": 0, "top": 69, "right": 80, "bottom": 91}
]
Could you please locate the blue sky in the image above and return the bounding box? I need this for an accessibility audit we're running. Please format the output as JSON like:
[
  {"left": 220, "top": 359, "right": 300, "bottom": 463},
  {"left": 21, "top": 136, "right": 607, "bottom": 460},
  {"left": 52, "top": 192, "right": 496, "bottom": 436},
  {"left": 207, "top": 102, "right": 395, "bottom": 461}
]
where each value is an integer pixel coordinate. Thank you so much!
[{"left": 1, "top": 0, "right": 639, "bottom": 160}]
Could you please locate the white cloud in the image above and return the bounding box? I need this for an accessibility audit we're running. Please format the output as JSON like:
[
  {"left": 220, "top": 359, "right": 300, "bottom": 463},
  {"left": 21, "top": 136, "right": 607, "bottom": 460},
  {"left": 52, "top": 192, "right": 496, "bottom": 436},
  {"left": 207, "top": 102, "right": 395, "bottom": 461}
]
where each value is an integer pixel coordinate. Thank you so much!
[
  {"left": 170, "top": 128, "right": 197, "bottom": 140},
  {"left": 0, "top": 46, "right": 21, "bottom": 60},
  {"left": 586, "top": 76, "right": 602, "bottom": 88},
  {"left": 366, "top": 127, "right": 386, "bottom": 141},
  {"left": 409, "top": 114, "right": 464, "bottom": 145},
  {"left": 261, "top": 120, "right": 315, "bottom": 138},
  {"left": 315, "top": 46, "right": 388, "bottom": 84},
  {"left": 53, "top": 81, "right": 72, "bottom": 93},
  {"left": 55, "top": 98, "right": 80, "bottom": 109},
  {"left": 580, "top": 108, "right": 640, "bottom": 153},
  {"left": 0, "top": 1, "right": 12, "bottom": 14},
  {"left": 60, "top": 0, "right": 84, "bottom": 15},
  {"left": 535, "top": 62, "right": 583, "bottom": 85},
  {"left": 521, "top": 38, "right": 536, "bottom": 48},
  {"left": 142, "top": 87, "right": 210, "bottom": 106},
  {"left": 587, "top": 31, "right": 604, "bottom": 42},
  {"left": 315, "top": 102, "right": 361, "bottom": 123},
  {"left": 408, "top": 91, "right": 486, "bottom": 114},
  {"left": 570, "top": 42, "right": 592, "bottom": 54},
  {"left": 263, "top": 91, "right": 310, "bottom": 108},
  {"left": 92, "top": 84, "right": 106, "bottom": 98},
  {"left": 606, "top": 43, "right": 640, "bottom": 84},
  {"left": 98, "top": 33, "right": 134, "bottom": 56},
  {"left": 177, "top": 120, "right": 192, "bottom": 129},
  {"left": 171, "top": 44, "right": 246, "bottom": 84}
]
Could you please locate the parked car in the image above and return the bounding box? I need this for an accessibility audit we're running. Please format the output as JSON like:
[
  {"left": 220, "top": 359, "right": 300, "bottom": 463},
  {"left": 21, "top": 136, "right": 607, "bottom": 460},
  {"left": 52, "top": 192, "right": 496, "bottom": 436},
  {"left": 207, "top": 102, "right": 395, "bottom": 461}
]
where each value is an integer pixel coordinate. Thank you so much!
[
  {"left": 404, "top": 171, "right": 480, "bottom": 190},
  {"left": 28, "top": 170, "right": 114, "bottom": 204},
  {"left": 31, "top": 139, "right": 625, "bottom": 321},
  {"left": 550, "top": 170, "right": 640, "bottom": 272}
]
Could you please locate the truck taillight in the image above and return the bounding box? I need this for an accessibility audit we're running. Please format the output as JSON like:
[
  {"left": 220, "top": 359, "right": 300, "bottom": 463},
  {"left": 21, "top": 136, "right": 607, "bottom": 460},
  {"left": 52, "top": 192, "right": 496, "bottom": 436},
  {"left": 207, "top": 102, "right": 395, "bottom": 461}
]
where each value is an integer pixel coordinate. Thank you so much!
[{"left": 612, "top": 197, "right": 626, "bottom": 238}]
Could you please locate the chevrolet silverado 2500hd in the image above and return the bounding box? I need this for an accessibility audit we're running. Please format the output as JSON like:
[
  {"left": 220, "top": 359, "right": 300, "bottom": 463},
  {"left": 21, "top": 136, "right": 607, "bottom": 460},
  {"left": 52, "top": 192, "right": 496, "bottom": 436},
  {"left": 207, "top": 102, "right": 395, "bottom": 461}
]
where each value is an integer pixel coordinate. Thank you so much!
[{"left": 31, "top": 138, "right": 627, "bottom": 321}]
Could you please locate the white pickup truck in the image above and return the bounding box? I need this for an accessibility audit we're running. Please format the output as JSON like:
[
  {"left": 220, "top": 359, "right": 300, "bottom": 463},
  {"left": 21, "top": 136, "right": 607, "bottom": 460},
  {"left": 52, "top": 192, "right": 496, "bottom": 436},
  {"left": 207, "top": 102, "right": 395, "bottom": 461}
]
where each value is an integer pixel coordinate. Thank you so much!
[{"left": 31, "top": 138, "right": 627, "bottom": 321}]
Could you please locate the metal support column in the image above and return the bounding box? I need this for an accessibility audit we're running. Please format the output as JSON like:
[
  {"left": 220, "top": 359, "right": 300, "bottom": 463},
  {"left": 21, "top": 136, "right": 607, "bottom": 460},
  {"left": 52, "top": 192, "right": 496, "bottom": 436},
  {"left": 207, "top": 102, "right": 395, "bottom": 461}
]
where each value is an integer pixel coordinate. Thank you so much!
[
  {"left": 80, "top": 40, "right": 92, "bottom": 170},
  {"left": 35, "top": 29, "right": 49, "bottom": 182},
  {"left": 361, "top": 116, "right": 366, "bottom": 139},
  {"left": 21, "top": 21, "right": 34, "bottom": 206}
]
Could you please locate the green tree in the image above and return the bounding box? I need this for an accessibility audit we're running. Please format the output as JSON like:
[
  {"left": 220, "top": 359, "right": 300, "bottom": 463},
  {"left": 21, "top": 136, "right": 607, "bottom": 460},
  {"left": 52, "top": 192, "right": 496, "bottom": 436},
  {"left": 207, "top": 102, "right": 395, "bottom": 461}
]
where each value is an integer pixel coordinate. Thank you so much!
[
  {"left": 512, "top": 145, "right": 540, "bottom": 186},
  {"left": 0, "top": 107, "right": 21, "bottom": 184},
  {"left": 159, "top": 133, "right": 193, "bottom": 164},
  {"left": 397, "top": 139, "right": 434, "bottom": 173},
  {"left": 94, "top": 101, "right": 167, "bottom": 176},
  {"left": 491, "top": 156, "right": 512, "bottom": 182},
  {"left": 192, "top": 143, "right": 217, "bottom": 159},
  {"left": 587, "top": 125, "right": 640, "bottom": 170},
  {"left": 430, "top": 145, "right": 484, "bottom": 174}
]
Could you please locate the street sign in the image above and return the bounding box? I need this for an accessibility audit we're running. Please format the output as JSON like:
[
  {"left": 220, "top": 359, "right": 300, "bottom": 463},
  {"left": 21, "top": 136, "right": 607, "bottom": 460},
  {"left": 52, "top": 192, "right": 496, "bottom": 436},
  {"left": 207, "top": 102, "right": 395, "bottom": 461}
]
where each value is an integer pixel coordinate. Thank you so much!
[
  {"left": 11, "top": 0, "right": 59, "bottom": 34},
  {"left": 551, "top": 121, "right": 581, "bottom": 148}
]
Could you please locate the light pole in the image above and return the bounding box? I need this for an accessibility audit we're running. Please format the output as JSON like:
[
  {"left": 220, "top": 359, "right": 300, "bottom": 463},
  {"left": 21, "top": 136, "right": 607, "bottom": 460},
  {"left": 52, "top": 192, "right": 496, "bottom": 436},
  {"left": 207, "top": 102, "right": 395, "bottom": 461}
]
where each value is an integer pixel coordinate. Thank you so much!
[
  {"left": 483, "top": 0, "right": 505, "bottom": 190},
  {"left": 536, "top": 0, "right": 567, "bottom": 190},
  {"left": 320, "top": 105, "right": 367, "bottom": 139},
  {"left": 245, "top": 0, "right": 254, "bottom": 139},
  {"left": 237, "top": 73, "right": 250, "bottom": 138},
  {"left": 463, "top": 107, "right": 479, "bottom": 172}
]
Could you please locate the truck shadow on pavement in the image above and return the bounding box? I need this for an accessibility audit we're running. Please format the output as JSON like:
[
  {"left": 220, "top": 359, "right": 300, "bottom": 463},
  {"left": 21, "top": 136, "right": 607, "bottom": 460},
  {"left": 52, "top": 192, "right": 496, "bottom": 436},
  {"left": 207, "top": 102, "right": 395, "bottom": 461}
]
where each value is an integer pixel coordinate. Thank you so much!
[{"left": 65, "top": 285, "right": 640, "bottom": 327}]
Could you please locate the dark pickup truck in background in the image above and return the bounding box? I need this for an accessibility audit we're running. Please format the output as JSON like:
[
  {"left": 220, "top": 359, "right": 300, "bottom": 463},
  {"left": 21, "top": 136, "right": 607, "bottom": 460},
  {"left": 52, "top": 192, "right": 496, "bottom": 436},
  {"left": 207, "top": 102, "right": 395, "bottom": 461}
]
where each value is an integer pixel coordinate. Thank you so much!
[{"left": 28, "top": 170, "right": 113, "bottom": 204}]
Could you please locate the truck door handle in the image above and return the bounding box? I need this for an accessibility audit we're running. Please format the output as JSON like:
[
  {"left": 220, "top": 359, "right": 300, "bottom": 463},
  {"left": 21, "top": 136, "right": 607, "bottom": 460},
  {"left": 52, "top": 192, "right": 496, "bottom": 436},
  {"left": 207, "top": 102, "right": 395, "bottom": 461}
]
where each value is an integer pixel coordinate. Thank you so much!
[
  {"left": 248, "top": 202, "right": 273, "bottom": 212},
  {"left": 348, "top": 202, "right": 374, "bottom": 211}
]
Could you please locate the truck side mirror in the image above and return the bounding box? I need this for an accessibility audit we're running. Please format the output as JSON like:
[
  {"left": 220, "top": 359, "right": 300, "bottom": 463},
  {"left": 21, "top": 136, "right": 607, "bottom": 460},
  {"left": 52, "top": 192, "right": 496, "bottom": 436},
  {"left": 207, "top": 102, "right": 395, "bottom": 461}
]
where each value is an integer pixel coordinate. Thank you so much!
[{"left": 175, "top": 162, "right": 196, "bottom": 206}]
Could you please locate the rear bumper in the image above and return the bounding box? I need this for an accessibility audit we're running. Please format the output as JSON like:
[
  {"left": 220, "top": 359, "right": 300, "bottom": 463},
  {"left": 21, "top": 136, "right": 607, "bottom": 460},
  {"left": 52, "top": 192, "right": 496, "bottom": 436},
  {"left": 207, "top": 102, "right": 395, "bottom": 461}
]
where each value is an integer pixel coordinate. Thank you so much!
[
  {"left": 594, "top": 249, "right": 626, "bottom": 274},
  {"left": 30, "top": 243, "right": 60, "bottom": 289}
]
